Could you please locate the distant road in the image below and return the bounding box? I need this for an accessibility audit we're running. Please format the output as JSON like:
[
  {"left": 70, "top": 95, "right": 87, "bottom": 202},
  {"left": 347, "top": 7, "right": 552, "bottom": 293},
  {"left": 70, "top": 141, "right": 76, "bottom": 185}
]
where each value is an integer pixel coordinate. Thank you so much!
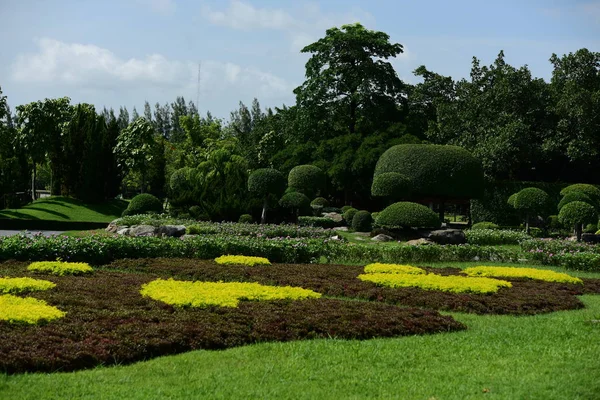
[{"left": 0, "top": 230, "right": 65, "bottom": 237}]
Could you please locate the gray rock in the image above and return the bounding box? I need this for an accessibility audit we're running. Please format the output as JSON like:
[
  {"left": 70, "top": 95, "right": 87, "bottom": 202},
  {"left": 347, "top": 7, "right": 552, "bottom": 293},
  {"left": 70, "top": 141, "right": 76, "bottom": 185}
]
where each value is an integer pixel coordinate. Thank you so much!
[
  {"left": 323, "top": 212, "right": 343, "bottom": 223},
  {"left": 428, "top": 229, "right": 466, "bottom": 245},
  {"left": 582, "top": 233, "right": 600, "bottom": 244},
  {"left": 335, "top": 226, "right": 349, "bottom": 232},
  {"left": 372, "top": 234, "right": 393, "bottom": 242},
  {"left": 129, "top": 225, "right": 157, "bottom": 237},
  {"left": 157, "top": 225, "right": 186, "bottom": 237},
  {"left": 116, "top": 228, "right": 131, "bottom": 236},
  {"left": 405, "top": 238, "right": 434, "bottom": 246},
  {"left": 105, "top": 222, "right": 119, "bottom": 233}
]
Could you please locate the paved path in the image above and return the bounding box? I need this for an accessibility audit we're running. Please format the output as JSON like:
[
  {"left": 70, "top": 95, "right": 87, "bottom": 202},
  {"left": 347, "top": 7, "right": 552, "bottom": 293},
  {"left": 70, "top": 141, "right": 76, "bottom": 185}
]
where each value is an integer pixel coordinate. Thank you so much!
[{"left": 0, "top": 230, "right": 65, "bottom": 237}]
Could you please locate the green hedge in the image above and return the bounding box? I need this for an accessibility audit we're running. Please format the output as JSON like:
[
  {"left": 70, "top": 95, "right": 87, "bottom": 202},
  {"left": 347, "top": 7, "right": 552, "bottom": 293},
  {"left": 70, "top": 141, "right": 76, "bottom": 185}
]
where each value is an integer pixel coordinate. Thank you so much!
[
  {"left": 376, "top": 202, "right": 440, "bottom": 229},
  {"left": 351, "top": 211, "right": 372, "bottom": 232},
  {"left": 298, "top": 216, "right": 336, "bottom": 229},
  {"left": 465, "top": 229, "right": 530, "bottom": 245},
  {"left": 471, "top": 222, "right": 499, "bottom": 230}
]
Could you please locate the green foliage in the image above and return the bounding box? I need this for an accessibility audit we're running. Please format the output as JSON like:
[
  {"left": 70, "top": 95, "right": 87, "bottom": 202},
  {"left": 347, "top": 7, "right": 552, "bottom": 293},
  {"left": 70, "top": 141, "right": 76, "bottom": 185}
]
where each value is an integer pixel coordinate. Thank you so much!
[
  {"left": 310, "top": 197, "right": 329, "bottom": 207},
  {"left": 279, "top": 192, "right": 311, "bottom": 217},
  {"left": 341, "top": 206, "right": 353, "bottom": 213},
  {"left": 248, "top": 168, "right": 286, "bottom": 197},
  {"left": 352, "top": 210, "right": 372, "bottom": 232},
  {"left": 558, "top": 191, "right": 594, "bottom": 211},
  {"left": 471, "top": 222, "right": 499, "bottom": 230},
  {"left": 288, "top": 165, "right": 324, "bottom": 197},
  {"left": 558, "top": 201, "right": 597, "bottom": 227},
  {"left": 342, "top": 207, "right": 358, "bottom": 224},
  {"left": 465, "top": 229, "right": 530, "bottom": 245},
  {"left": 123, "top": 194, "right": 162, "bottom": 216},
  {"left": 298, "top": 216, "right": 336, "bottom": 229},
  {"left": 375, "top": 202, "right": 441, "bottom": 229},
  {"left": 238, "top": 214, "right": 253, "bottom": 224},
  {"left": 584, "top": 223, "right": 597, "bottom": 233},
  {"left": 548, "top": 215, "right": 562, "bottom": 229},
  {"left": 371, "top": 172, "right": 412, "bottom": 200},
  {"left": 512, "top": 187, "right": 550, "bottom": 215},
  {"left": 522, "top": 239, "right": 600, "bottom": 271},
  {"left": 560, "top": 184, "right": 600, "bottom": 208},
  {"left": 374, "top": 144, "right": 484, "bottom": 200},
  {"left": 371, "top": 212, "right": 380, "bottom": 220},
  {"left": 507, "top": 193, "right": 517, "bottom": 208}
]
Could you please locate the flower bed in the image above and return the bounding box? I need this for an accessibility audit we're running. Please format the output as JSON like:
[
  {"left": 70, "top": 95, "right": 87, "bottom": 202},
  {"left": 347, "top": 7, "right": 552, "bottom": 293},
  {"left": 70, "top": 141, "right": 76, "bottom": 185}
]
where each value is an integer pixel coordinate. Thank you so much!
[
  {"left": 27, "top": 261, "right": 93, "bottom": 276},
  {"left": 521, "top": 239, "right": 600, "bottom": 271},
  {"left": 363, "top": 263, "right": 425, "bottom": 275},
  {"left": 465, "top": 229, "right": 530, "bottom": 245},
  {"left": 0, "top": 277, "right": 56, "bottom": 294},
  {"left": 214, "top": 255, "right": 271, "bottom": 266},
  {"left": 141, "top": 278, "right": 320, "bottom": 308},
  {"left": 463, "top": 266, "right": 582, "bottom": 284},
  {"left": 0, "top": 294, "right": 65, "bottom": 324}
]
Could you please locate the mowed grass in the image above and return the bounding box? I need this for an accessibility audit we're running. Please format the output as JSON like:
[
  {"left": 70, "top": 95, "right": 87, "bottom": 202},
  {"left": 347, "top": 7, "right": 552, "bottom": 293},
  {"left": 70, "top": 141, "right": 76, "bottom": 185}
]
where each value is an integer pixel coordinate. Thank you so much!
[
  {"left": 0, "top": 197, "right": 128, "bottom": 223},
  {"left": 0, "top": 295, "right": 598, "bottom": 399}
]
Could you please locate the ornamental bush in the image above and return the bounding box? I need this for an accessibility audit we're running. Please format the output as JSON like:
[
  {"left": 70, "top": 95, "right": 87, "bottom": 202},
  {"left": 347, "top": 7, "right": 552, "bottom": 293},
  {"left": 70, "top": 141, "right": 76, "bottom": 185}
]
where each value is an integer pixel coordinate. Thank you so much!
[
  {"left": 248, "top": 168, "right": 286, "bottom": 196},
  {"left": 310, "top": 197, "right": 329, "bottom": 208},
  {"left": 471, "top": 222, "right": 499, "bottom": 230},
  {"left": 238, "top": 214, "right": 253, "bottom": 224},
  {"left": 288, "top": 165, "right": 325, "bottom": 198},
  {"left": 352, "top": 210, "right": 372, "bottom": 232},
  {"left": 560, "top": 184, "right": 600, "bottom": 208},
  {"left": 27, "top": 261, "right": 93, "bottom": 276},
  {"left": 558, "top": 201, "right": 598, "bottom": 240},
  {"left": 122, "top": 193, "right": 162, "bottom": 217},
  {"left": 341, "top": 206, "right": 353, "bottom": 213},
  {"left": 342, "top": 207, "right": 358, "bottom": 225},
  {"left": 513, "top": 187, "right": 550, "bottom": 214},
  {"left": 279, "top": 192, "right": 311, "bottom": 218},
  {"left": 298, "top": 216, "right": 336, "bottom": 229},
  {"left": 558, "top": 192, "right": 594, "bottom": 211},
  {"left": 375, "top": 202, "right": 441, "bottom": 229},
  {"left": 465, "top": 229, "right": 529, "bottom": 245},
  {"left": 371, "top": 172, "right": 412, "bottom": 200}
]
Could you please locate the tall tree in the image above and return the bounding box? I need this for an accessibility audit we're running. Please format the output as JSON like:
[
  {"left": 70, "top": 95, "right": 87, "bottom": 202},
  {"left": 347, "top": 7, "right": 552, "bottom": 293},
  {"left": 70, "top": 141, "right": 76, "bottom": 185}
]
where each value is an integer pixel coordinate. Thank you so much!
[
  {"left": 154, "top": 102, "right": 172, "bottom": 139},
  {"left": 170, "top": 96, "right": 189, "bottom": 143},
  {"left": 114, "top": 117, "right": 157, "bottom": 193},
  {"left": 131, "top": 106, "right": 140, "bottom": 120},
  {"left": 144, "top": 101, "right": 153, "bottom": 122},
  {"left": 117, "top": 106, "right": 130, "bottom": 130}
]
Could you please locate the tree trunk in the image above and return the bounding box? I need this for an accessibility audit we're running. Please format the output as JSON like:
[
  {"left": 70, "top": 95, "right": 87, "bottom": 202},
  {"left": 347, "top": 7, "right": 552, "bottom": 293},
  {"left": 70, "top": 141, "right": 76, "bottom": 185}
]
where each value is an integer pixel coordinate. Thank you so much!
[
  {"left": 525, "top": 214, "right": 530, "bottom": 235},
  {"left": 349, "top": 97, "right": 357, "bottom": 134},
  {"left": 438, "top": 201, "right": 445, "bottom": 224},
  {"left": 261, "top": 198, "right": 268, "bottom": 224},
  {"left": 31, "top": 164, "right": 37, "bottom": 201},
  {"left": 576, "top": 224, "right": 582, "bottom": 241}
]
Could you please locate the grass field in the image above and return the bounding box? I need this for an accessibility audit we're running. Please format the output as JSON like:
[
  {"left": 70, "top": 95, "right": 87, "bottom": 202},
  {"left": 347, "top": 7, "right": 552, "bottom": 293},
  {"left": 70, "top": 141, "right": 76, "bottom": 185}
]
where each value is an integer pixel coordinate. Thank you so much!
[{"left": 0, "top": 197, "right": 128, "bottom": 223}]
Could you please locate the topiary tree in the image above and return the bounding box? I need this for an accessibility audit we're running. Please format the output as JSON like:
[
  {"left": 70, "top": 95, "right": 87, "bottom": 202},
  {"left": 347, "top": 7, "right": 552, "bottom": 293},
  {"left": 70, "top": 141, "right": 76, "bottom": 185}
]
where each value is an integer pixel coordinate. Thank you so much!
[
  {"left": 288, "top": 165, "right": 325, "bottom": 198},
  {"left": 341, "top": 205, "right": 353, "bottom": 213},
  {"left": 310, "top": 197, "right": 329, "bottom": 215},
  {"left": 238, "top": 214, "right": 253, "bottom": 224},
  {"left": 352, "top": 210, "right": 372, "bottom": 232},
  {"left": 371, "top": 172, "right": 412, "bottom": 203},
  {"left": 507, "top": 193, "right": 517, "bottom": 208},
  {"left": 558, "top": 192, "right": 594, "bottom": 212},
  {"left": 558, "top": 201, "right": 598, "bottom": 241},
  {"left": 560, "top": 184, "right": 600, "bottom": 208},
  {"left": 510, "top": 187, "right": 550, "bottom": 234},
  {"left": 122, "top": 193, "right": 162, "bottom": 216},
  {"left": 375, "top": 202, "right": 441, "bottom": 229},
  {"left": 279, "top": 192, "right": 311, "bottom": 222},
  {"left": 373, "top": 144, "right": 484, "bottom": 221},
  {"left": 342, "top": 207, "right": 358, "bottom": 225},
  {"left": 248, "top": 168, "right": 286, "bottom": 224}
]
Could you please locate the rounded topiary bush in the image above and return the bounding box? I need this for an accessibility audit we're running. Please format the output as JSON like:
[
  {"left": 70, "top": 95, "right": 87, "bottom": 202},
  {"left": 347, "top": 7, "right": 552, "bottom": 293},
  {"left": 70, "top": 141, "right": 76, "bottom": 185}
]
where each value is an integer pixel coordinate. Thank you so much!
[
  {"left": 375, "top": 202, "right": 441, "bottom": 229},
  {"left": 341, "top": 205, "right": 353, "bottom": 213},
  {"left": 123, "top": 194, "right": 162, "bottom": 216},
  {"left": 343, "top": 207, "right": 358, "bottom": 225},
  {"left": 248, "top": 168, "right": 286, "bottom": 196},
  {"left": 373, "top": 144, "right": 484, "bottom": 200},
  {"left": 507, "top": 193, "right": 517, "bottom": 208},
  {"left": 310, "top": 197, "right": 329, "bottom": 208},
  {"left": 560, "top": 184, "right": 600, "bottom": 207},
  {"left": 279, "top": 192, "right": 310, "bottom": 214},
  {"left": 371, "top": 212, "right": 380, "bottom": 221},
  {"left": 371, "top": 172, "right": 412, "bottom": 199},
  {"left": 238, "top": 214, "right": 253, "bottom": 223},
  {"left": 471, "top": 222, "right": 499, "bottom": 230},
  {"left": 288, "top": 165, "right": 325, "bottom": 197},
  {"left": 558, "top": 191, "right": 595, "bottom": 211},
  {"left": 513, "top": 188, "right": 549, "bottom": 212},
  {"left": 352, "top": 210, "right": 372, "bottom": 232},
  {"left": 558, "top": 201, "right": 598, "bottom": 240}
]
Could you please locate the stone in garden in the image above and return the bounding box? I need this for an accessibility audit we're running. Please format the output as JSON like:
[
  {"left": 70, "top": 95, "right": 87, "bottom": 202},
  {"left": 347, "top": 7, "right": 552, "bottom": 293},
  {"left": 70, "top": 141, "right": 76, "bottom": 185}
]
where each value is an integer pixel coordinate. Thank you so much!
[
  {"left": 105, "top": 222, "right": 118, "bottom": 233},
  {"left": 405, "top": 238, "right": 434, "bottom": 246},
  {"left": 428, "top": 229, "right": 466, "bottom": 245},
  {"left": 180, "top": 234, "right": 196, "bottom": 240},
  {"left": 372, "top": 234, "right": 394, "bottom": 242},
  {"left": 116, "top": 228, "right": 131, "bottom": 236},
  {"left": 129, "top": 225, "right": 157, "bottom": 237},
  {"left": 582, "top": 233, "right": 600, "bottom": 244},
  {"left": 323, "top": 212, "right": 343, "bottom": 223},
  {"left": 157, "top": 225, "right": 186, "bottom": 237},
  {"left": 336, "top": 226, "right": 349, "bottom": 231}
]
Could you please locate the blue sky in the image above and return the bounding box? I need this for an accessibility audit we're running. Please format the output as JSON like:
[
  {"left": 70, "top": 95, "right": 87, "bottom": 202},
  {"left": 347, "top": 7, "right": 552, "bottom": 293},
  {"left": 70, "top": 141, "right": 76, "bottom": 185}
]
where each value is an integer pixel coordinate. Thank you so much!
[{"left": 1, "top": 0, "right": 599, "bottom": 119}]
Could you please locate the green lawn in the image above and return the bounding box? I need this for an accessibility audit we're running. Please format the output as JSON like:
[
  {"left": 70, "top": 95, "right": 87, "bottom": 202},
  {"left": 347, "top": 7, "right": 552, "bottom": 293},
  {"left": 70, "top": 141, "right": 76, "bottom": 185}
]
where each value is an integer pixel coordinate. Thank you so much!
[{"left": 0, "top": 197, "right": 128, "bottom": 223}]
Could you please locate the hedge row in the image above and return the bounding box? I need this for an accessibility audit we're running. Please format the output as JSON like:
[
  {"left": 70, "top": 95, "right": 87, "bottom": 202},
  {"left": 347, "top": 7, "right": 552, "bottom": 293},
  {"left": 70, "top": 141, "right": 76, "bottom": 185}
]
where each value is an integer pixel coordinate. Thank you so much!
[{"left": 521, "top": 239, "right": 600, "bottom": 272}]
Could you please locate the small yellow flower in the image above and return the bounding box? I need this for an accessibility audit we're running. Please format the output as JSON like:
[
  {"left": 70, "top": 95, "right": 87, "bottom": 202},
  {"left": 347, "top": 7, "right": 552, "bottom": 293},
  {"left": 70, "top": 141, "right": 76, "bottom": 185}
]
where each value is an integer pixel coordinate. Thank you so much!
[
  {"left": 0, "top": 294, "right": 66, "bottom": 324},
  {"left": 0, "top": 277, "right": 56, "bottom": 294},
  {"left": 28, "top": 261, "right": 93, "bottom": 276},
  {"left": 214, "top": 255, "right": 271, "bottom": 266},
  {"left": 364, "top": 263, "right": 425, "bottom": 275},
  {"left": 463, "top": 266, "right": 582, "bottom": 284}
]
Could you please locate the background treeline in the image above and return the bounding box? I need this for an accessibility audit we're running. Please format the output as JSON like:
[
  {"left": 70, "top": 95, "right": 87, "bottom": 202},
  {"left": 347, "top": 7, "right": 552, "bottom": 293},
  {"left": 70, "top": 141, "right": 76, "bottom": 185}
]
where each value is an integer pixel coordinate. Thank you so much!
[{"left": 0, "top": 23, "right": 598, "bottom": 221}]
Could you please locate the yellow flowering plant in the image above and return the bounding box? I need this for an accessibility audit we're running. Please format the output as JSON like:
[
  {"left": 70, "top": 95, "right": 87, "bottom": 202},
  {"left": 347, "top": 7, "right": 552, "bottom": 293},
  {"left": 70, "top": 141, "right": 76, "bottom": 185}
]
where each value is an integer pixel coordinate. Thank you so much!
[
  {"left": 214, "top": 255, "right": 271, "bottom": 266},
  {"left": 0, "top": 277, "right": 56, "bottom": 294},
  {"left": 27, "top": 261, "right": 93, "bottom": 276},
  {"left": 141, "top": 278, "right": 321, "bottom": 308},
  {"left": 0, "top": 294, "right": 66, "bottom": 324},
  {"left": 363, "top": 263, "right": 425, "bottom": 275},
  {"left": 463, "top": 266, "right": 583, "bottom": 284}
]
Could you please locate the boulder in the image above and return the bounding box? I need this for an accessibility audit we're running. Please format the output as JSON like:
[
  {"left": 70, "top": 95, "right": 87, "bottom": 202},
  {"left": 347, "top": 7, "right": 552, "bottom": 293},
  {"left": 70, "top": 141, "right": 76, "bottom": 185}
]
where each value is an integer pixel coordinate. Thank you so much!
[
  {"left": 129, "top": 225, "right": 158, "bottom": 237},
  {"left": 428, "top": 229, "right": 466, "bottom": 245},
  {"left": 323, "top": 212, "right": 343, "bottom": 223},
  {"left": 157, "top": 225, "right": 186, "bottom": 238},
  {"left": 405, "top": 238, "right": 434, "bottom": 246},
  {"left": 372, "top": 234, "right": 394, "bottom": 242},
  {"left": 116, "top": 228, "right": 131, "bottom": 236},
  {"left": 105, "top": 222, "right": 119, "bottom": 233},
  {"left": 582, "top": 233, "right": 600, "bottom": 244},
  {"left": 335, "top": 226, "right": 349, "bottom": 232}
]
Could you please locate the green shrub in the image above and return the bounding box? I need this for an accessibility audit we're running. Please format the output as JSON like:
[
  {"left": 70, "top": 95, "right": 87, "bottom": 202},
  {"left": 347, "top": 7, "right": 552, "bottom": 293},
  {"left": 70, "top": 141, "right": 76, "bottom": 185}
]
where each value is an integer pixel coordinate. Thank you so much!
[
  {"left": 512, "top": 187, "right": 550, "bottom": 214},
  {"left": 558, "top": 201, "right": 598, "bottom": 240},
  {"left": 371, "top": 172, "right": 412, "bottom": 200},
  {"left": 122, "top": 194, "right": 162, "bottom": 216},
  {"left": 248, "top": 168, "right": 286, "bottom": 196},
  {"left": 507, "top": 193, "right": 517, "bottom": 208},
  {"left": 465, "top": 229, "right": 529, "bottom": 245},
  {"left": 322, "top": 207, "right": 342, "bottom": 214},
  {"left": 279, "top": 192, "right": 311, "bottom": 217},
  {"left": 238, "top": 214, "right": 253, "bottom": 224},
  {"left": 584, "top": 223, "right": 598, "bottom": 233},
  {"left": 341, "top": 206, "right": 353, "bottom": 213},
  {"left": 352, "top": 211, "right": 372, "bottom": 232},
  {"left": 373, "top": 144, "right": 484, "bottom": 200},
  {"left": 548, "top": 215, "right": 562, "bottom": 229},
  {"left": 342, "top": 208, "right": 358, "bottom": 225},
  {"left": 288, "top": 165, "right": 325, "bottom": 197},
  {"left": 310, "top": 197, "right": 329, "bottom": 207},
  {"left": 560, "top": 184, "right": 600, "bottom": 207},
  {"left": 558, "top": 192, "right": 594, "bottom": 211},
  {"left": 371, "top": 212, "right": 380, "bottom": 221},
  {"left": 471, "top": 222, "right": 499, "bottom": 230},
  {"left": 298, "top": 216, "right": 336, "bottom": 229},
  {"left": 375, "top": 202, "right": 441, "bottom": 229}
]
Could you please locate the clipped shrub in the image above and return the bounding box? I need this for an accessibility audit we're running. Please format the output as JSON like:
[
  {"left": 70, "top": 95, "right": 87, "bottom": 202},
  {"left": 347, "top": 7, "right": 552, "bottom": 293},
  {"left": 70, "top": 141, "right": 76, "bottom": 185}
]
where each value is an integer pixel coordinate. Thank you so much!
[
  {"left": 548, "top": 215, "right": 562, "bottom": 229},
  {"left": 310, "top": 197, "right": 329, "bottom": 208},
  {"left": 560, "top": 184, "right": 600, "bottom": 207},
  {"left": 471, "top": 222, "right": 499, "bottom": 230},
  {"left": 248, "top": 168, "right": 286, "bottom": 224},
  {"left": 465, "top": 229, "right": 529, "bottom": 246},
  {"left": 375, "top": 202, "right": 441, "bottom": 229},
  {"left": 352, "top": 210, "right": 372, "bottom": 232},
  {"left": 322, "top": 206, "right": 342, "bottom": 214},
  {"left": 122, "top": 193, "right": 162, "bottom": 217},
  {"left": 463, "top": 266, "right": 582, "bottom": 284},
  {"left": 27, "top": 261, "right": 93, "bottom": 276},
  {"left": 371, "top": 172, "right": 412, "bottom": 200},
  {"left": 288, "top": 165, "right": 325, "bottom": 197},
  {"left": 584, "top": 223, "right": 598, "bottom": 233},
  {"left": 507, "top": 193, "right": 517, "bottom": 208},
  {"left": 341, "top": 205, "right": 353, "bottom": 213},
  {"left": 0, "top": 294, "right": 66, "bottom": 324},
  {"left": 342, "top": 207, "right": 358, "bottom": 225},
  {"left": 298, "top": 216, "right": 336, "bottom": 229},
  {"left": 371, "top": 212, "right": 380, "bottom": 221},
  {"left": 279, "top": 192, "right": 311, "bottom": 219},
  {"left": 558, "top": 191, "right": 594, "bottom": 211},
  {"left": 214, "top": 255, "right": 271, "bottom": 266},
  {"left": 0, "top": 277, "right": 56, "bottom": 294},
  {"left": 511, "top": 187, "right": 550, "bottom": 233},
  {"left": 558, "top": 201, "right": 598, "bottom": 241},
  {"left": 188, "top": 205, "right": 203, "bottom": 219},
  {"left": 238, "top": 214, "right": 253, "bottom": 224}
]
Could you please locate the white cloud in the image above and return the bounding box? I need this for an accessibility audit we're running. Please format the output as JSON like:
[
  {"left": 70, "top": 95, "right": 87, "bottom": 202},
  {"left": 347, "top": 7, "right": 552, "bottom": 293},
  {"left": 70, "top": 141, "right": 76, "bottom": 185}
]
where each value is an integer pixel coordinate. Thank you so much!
[
  {"left": 135, "top": 0, "right": 177, "bottom": 15},
  {"left": 201, "top": 0, "right": 297, "bottom": 30}
]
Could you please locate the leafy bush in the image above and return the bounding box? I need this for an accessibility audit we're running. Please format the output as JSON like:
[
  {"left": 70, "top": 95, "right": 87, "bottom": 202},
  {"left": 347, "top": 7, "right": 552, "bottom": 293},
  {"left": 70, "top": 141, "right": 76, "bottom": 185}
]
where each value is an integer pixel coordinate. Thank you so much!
[
  {"left": 214, "top": 255, "right": 271, "bottom": 266},
  {"left": 279, "top": 192, "right": 311, "bottom": 217},
  {"left": 122, "top": 194, "right": 162, "bottom": 217},
  {"left": 116, "top": 213, "right": 196, "bottom": 227},
  {"left": 558, "top": 191, "right": 594, "bottom": 211},
  {"left": 27, "top": 261, "right": 93, "bottom": 276},
  {"left": 185, "top": 222, "right": 332, "bottom": 239},
  {"left": 371, "top": 212, "right": 380, "bottom": 221},
  {"left": 375, "top": 202, "right": 440, "bottom": 229},
  {"left": 559, "top": 201, "right": 597, "bottom": 230},
  {"left": 341, "top": 206, "right": 353, "bottom": 213},
  {"left": 238, "top": 214, "right": 253, "bottom": 224},
  {"left": 0, "top": 277, "right": 56, "bottom": 294},
  {"left": 471, "top": 222, "right": 499, "bottom": 230},
  {"left": 507, "top": 193, "right": 517, "bottom": 208},
  {"left": 247, "top": 168, "right": 286, "bottom": 196},
  {"left": 352, "top": 210, "right": 372, "bottom": 232},
  {"left": 373, "top": 144, "right": 484, "bottom": 200},
  {"left": 322, "top": 207, "right": 342, "bottom": 214},
  {"left": 548, "top": 215, "right": 562, "bottom": 229},
  {"left": 560, "top": 184, "right": 600, "bottom": 208},
  {"left": 342, "top": 207, "right": 358, "bottom": 225},
  {"left": 298, "top": 216, "right": 336, "bottom": 229},
  {"left": 465, "top": 229, "right": 530, "bottom": 245},
  {"left": 585, "top": 223, "right": 598, "bottom": 233},
  {"left": 371, "top": 172, "right": 412, "bottom": 199},
  {"left": 512, "top": 187, "right": 550, "bottom": 215},
  {"left": 288, "top": 165, "right": 325, "bottom": 197},
  {"left": 521, "top": 238, "right": 600, "bottom": 271},
  {"left": 310, "top": 197, "right": 329, "bottom": 207}
]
